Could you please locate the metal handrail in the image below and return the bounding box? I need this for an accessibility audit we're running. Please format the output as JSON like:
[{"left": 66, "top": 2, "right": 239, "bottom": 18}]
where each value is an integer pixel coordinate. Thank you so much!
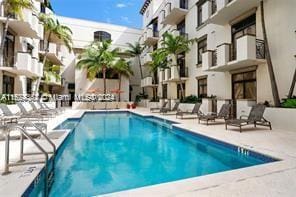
[
  {"left": 20, "top": 121, "right": 56, "bottom": 162},
  {"left": 2, "top": 125, "right": 50, "bottom": 197}
]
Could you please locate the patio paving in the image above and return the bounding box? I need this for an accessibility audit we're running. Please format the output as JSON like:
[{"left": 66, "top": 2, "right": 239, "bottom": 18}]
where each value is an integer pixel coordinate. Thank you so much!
[{"left": 0, "top": 108, "right": 296, "bottom": 196}]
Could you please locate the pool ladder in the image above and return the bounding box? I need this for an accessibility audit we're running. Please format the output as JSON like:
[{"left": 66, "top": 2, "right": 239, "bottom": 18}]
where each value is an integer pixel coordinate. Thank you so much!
[{"left": 1, "top": 121, "right": 56, "bottom": 197}]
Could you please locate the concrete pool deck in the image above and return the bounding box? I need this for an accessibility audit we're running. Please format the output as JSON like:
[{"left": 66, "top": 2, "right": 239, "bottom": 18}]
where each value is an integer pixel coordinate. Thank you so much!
[{"left": 1, "top": 108, "right": 296, "bottom": 196}]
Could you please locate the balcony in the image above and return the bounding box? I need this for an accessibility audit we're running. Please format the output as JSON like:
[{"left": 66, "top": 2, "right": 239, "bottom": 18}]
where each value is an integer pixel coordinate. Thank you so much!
[
  {"left": 204, "top": 35, "right": 266, "bottom": 72},
  {"left": 36, "top": 62, "right": 44, "bottom": 77},
  {"left": 209, "top": 0, "right": 261, "bottom": 25},
  {"left": 162, "top": 0, "right": 188, "bottom": 25},
  {"left": 172, "top": 30, "right": 188, "bottom": 39},
  {"left": 143, "top": 28, "right": 159, "bottom": 46},
  {"left": 141, "top": 53, "right": 153, "bottom": 66},
  {"left": 141, "top": 76, "right": 158, "bottom": 88},
  {"left": 38, "top": 23, "right": 44, "bottom": 40},
  {"left": 159, "top": 70, "right": 165, "bottom": 83},
  {"left": 0, "top": 7, "right": 40, "bottom": 39},
  {"left": 39, "top": 42, "right": 63, "bottom": 65},
  {"left": 164, "top": 66, "right": 188, "bottom": 82},
  {"left": 202, "top": 50, "right": 217, "bottom": 71},
  {"left": 0, "top": 52, "right": 41, "bottom": 77}
]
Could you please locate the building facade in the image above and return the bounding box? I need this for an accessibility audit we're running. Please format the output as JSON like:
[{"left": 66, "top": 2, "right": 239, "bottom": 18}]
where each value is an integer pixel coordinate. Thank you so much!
[
  {"left": 139, "top": 0, "right": 296, "bottom": 112},
  {"left": 57, "top": 16, "right": 142, "bottom": 102},
  {"left": 0, "top": 0, "right": 142, "bottom": 104}
]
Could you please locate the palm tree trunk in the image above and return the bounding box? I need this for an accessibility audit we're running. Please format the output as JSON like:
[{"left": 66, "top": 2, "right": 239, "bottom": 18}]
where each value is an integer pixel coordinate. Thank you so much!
[
  {"left": 174, "top": 54, "right": 185, "bottom": 100},
  {"left": 34, "top": 32, "right": 52, "bottom": 96},
  {"left": 288, "top": 67, "right": 296, "bottom": 98},
  {"left": 0, "top": 17, "right": 10, "bottom": 59},
  {"left": 260, "top": 0, "right": 281, "bottom": 107},
  {"left": 137, "top": 55, "right": 145, "bottom": 95},
  {"left": 118, "top": 74, "right": 122, "bottom": 102},
  {"left": 103, "top": 66, "right": 107, "bottom": 94}
]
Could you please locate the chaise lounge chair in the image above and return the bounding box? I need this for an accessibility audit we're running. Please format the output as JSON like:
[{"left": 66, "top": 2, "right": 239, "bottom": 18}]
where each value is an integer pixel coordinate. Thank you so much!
[
  {"left": 198, "top": 104, "right": 232, "bottom": 125},
  {"left": 176, "top": 103, "right": 202, "bottom": 119},
  {"left": 160, "top": 102, "right": 180, "bottom": 114},
  {"left": 225, "top": 104, "right": 272, "bottom": 132},
  {"left": 150, "top": 101, "right": 168, "bottom": 112}
]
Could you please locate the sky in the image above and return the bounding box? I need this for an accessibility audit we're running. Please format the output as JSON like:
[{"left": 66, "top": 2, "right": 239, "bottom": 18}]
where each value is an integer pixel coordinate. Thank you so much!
[{"left": 51, "top": 0, "right": 143, "bottom": 29}]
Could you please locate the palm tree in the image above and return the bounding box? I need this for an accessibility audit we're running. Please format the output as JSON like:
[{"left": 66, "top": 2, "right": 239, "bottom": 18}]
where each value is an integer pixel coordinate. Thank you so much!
[
  {"left": 288, "top": 68, "right": 296, "bottom": 99},
  {"left": 160, "top": 32, "right": 193, "bottom": 99},
  {"left": 76, "top": 40, "right": 118, "bottom": 94},
  {"left": 113, "top": 59, "right": 134, "bottom": 101},
  {"left": 126, "top": 42, "right": 145, "bottom": 94},
  {"left": 0, "top": 0, "right": 34, "bottom": 56},
  {"left": 34, "top": 14, "right": 73, "bottom": 94},
  {"left": 260, "top": 0, "right": 280, "bottom": 106},
  {"left": 148, "top": 49, "right": 169, "bottom": 100}
]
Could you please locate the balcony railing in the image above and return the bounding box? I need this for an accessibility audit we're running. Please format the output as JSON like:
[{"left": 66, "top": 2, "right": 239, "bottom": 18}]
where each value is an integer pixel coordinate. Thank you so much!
[
  {"left": 211, "top": 0, "right": 217, "bottom": 15},
  {"left": 256, "top": 39, "right": 265, "bottom": 59},
  {"left": 211, "top": 50, "right": 217, "bottom": 67},
  {"left": 229, "top": 43, "right": 236, "bottom": 61},
  {"left": 179, "top": 67, "right": 188, "bottom": 78},
  {"left": 2, "top": 56, "right": 15, "bottom": 67}
]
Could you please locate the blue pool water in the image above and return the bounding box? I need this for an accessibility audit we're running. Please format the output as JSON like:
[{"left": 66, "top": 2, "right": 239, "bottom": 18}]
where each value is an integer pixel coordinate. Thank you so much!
[{"left": 30, "top": 112, "right": 277, "bottom": 196}]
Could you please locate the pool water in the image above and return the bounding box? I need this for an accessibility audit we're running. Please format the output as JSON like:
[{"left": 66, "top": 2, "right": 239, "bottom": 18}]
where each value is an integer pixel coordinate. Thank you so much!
[{"left": 34, "top": 112, "right": 276, "bottom": 196}]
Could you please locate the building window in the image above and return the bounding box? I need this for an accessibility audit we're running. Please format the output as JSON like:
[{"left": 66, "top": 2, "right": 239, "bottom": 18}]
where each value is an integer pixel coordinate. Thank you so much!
[
  {"left": 197, "top": 37, "right": 207, "bottom": 64},
  {"left": 94, "top": 31, "right": 111, "bottom": 42},
  {"left": 180, "top": 0, "right": 188, "bottom": 9},
  {"left": 27, "top": 78, "right": 32, "bottom": 94},
  {"left": 197, "top": 2, "right": 203, "bottom": 27},
  {"left": 68, "top": 83, "right": 75, "bottom": 90},
  {"left": 162, "top": 84, "right": 167, "bottom": 99},
  {"left": 198, "top": 78, "right": 207, "bottom": 98},
  {"left": 231, "top": 14, "right": 256, "bottom": 61},
  {"left": 2, "top": 75, "right": 14, "bottom": 94},
  {"left": 3, "top": 31, "right": 15, "bottom": 67},
  {"left": 177, "top": 83, "right": 186, "bottom": 100},
  {"left": 177, "top": 19, "right": 186, "bottom": 35},
  {"left": 94, "top": 69, "right": 119, "bottom": 79},
  {"left": 27, "top": 43, "right": 34, "bottom": 55},
  {"left": 232, "top": 71, "right": 256, "bottom": 100}
]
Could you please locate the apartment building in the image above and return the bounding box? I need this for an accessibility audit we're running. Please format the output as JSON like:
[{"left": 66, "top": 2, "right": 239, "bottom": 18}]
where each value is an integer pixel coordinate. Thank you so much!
[
  {"left": 57, "top": 16, "right": 143, "bottom": 102},
  {"left": 0, "top": 0, "right": 71, "bottom": 97},
  {"left": 0, "top": 0, "right": 142, "bottom": 104},
  {"left": 0, "top": 0, "right": 44, "bottom": 95},
  {"left": 139, "top": 0, "right": 296, "bottom": 114}
]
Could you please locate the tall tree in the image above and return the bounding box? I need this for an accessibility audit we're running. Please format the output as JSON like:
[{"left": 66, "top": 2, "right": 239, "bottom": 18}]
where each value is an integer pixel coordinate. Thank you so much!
[
  {"left": 35, "top": 14, "right": 73, "bottom": 94},
  {"left": 260, "top": 0, "right": 281, "bottom": 106},
  {"left": 76, "top": 40, "right": 118, "bottom": 94},
  {"left": 160, "top": 32, "right": 193, "bottom": 99},
  {"left": 126, "top": 42, "right": 145, "bottom": 94},
  {"left": 0, "top": 0, "right": 34, "bottom": 57},
  {"left": 113, "top": 59, "right": 134, "bottom": 101},
  {"left": 148, "top": 49, "right": 169, "bottom": 100},
  {"left": 288, "top": 67, "right": 296, "bottom": 99}
]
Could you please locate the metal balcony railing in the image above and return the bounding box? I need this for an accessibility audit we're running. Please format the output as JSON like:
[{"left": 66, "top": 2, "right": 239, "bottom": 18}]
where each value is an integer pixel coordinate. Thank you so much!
[
  {"left": 179, "top": 67, "right": 188, "bottom": 78},
  {"left": 211, "top": 50, "right": 217, "bottom": 67},
  {"left": 229, "top": 43, "right": 237, "bottom": 61},
  {"left": 256, "top": 39, "right": 265, "bottom": 59},
  {"left": 211, "top": 0, "right": 217, "bottom": 15}
]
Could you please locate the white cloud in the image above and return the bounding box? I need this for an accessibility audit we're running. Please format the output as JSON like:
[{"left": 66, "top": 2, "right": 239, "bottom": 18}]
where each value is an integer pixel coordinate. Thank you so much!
[
  {"left": 121, "top": 16, "right": 132, "bottom": 24},
  {"left": 116, "top": 3, "right": 127, "bottom": 8}
]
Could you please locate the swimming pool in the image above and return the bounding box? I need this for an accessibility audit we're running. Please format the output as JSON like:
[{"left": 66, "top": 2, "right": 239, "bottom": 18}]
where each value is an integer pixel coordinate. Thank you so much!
[{"left": 28, "top": 112, "right": 277, "bottom": 196}]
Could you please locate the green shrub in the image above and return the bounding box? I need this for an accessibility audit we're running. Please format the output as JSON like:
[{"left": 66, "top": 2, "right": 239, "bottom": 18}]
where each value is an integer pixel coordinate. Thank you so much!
[
  {"left": 150, "top": 97, "right": 159, "bottom": 102},
  {"left": 181, "top": 95, "right": 202, "bottom": 104},
  {"left": 282, "top": 98, "right": 296, "bottom": 108},
  {"left": 135, "top": 93, "right": 148, "bottom": 103}
]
